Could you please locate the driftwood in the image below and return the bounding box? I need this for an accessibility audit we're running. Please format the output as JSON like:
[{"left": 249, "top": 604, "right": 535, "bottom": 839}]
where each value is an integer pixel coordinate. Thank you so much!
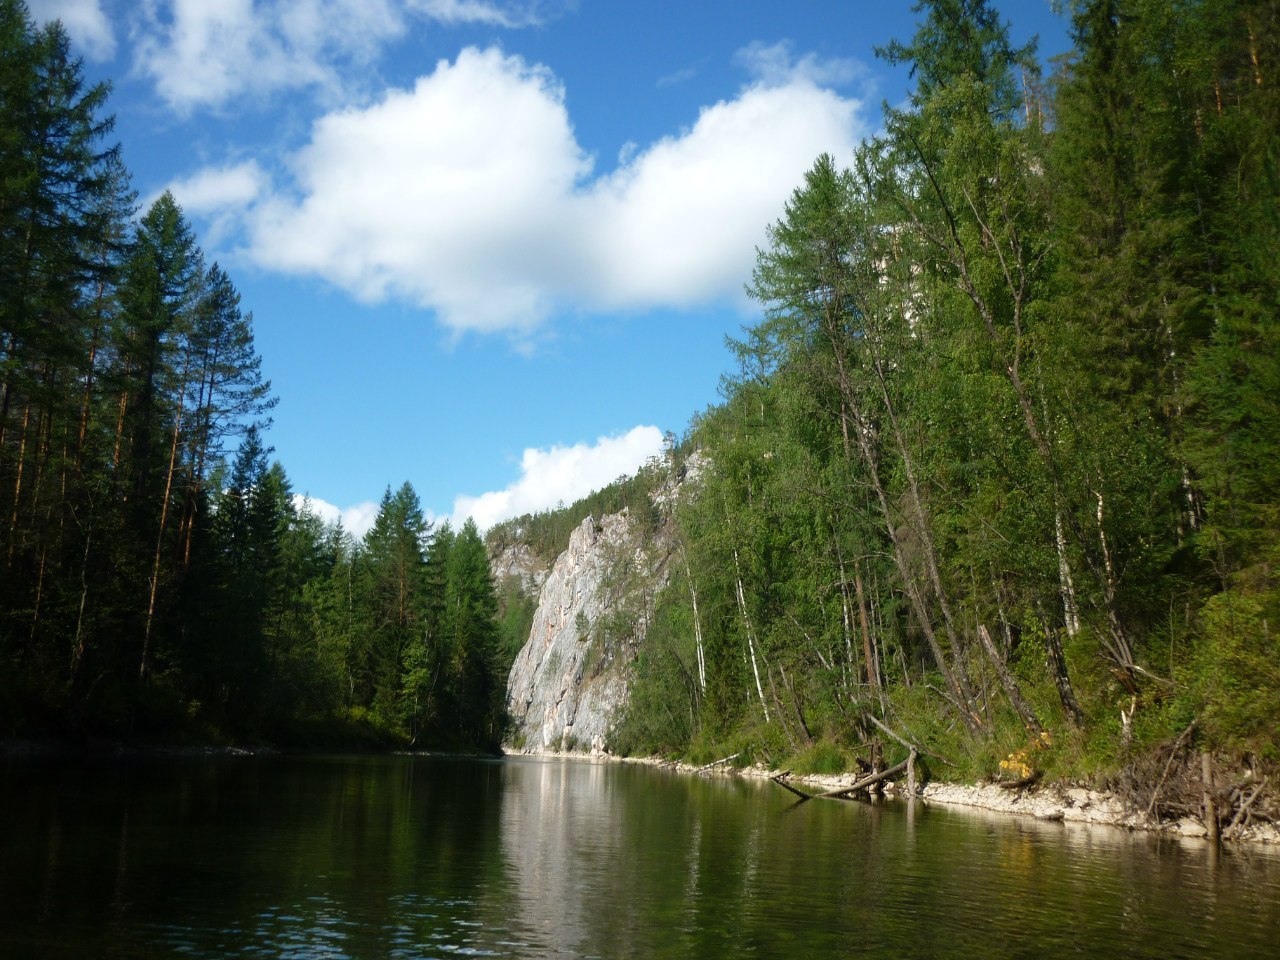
[
  {"left": 813, "top": 758, "right": 911, "bottom": 800},
  {"left": 865, "top": 714, "right": 921, "bottom": 798},
  {"left": 1227, "top": 776, "right": 1268, "bottom": 833},
  {"left": 770, "top": 773, "right": 814, "bottom": 800},
  {"left": 769, "top": 712, "right": 928, "bottom": 805},
  {"left": 772, "top": 758, "right": 912, "bottom": 804},
  {"left": 696, "top": 752, "right": 742, "bottom": 773},
  {"left": 1146, "top": 717, "right": 1199, "bottom": 816}
]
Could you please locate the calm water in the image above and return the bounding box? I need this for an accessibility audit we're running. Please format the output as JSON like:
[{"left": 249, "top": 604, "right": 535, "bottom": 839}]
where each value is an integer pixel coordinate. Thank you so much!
[{"left": 2, "top": 755, "right": 1279, "bottom": 959}]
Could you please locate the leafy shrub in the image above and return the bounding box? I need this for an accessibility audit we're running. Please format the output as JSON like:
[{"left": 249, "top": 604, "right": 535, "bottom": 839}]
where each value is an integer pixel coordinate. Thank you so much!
[
  {"left": 788, "top": 739, "right": 849, "bottom": 775},
  {"left": 1190, "top": 589, "right": 1280, "bottom": 756}
]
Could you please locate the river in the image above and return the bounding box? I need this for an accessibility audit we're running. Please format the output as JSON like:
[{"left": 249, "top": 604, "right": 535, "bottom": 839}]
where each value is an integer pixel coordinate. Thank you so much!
[{"left": 2, "top": 754, "right": 1278, "bottom": 958}]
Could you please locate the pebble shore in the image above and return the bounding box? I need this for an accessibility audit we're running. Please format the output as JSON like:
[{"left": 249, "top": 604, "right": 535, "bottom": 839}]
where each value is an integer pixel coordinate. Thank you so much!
[{"left": 524, "top": 750, "right": 1280, "bottom": 847}]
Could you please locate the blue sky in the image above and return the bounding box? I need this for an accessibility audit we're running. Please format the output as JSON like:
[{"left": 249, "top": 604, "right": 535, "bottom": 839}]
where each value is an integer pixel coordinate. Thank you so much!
[{"left": 29, "top": 0, "right": 1070, "bottom": 536}]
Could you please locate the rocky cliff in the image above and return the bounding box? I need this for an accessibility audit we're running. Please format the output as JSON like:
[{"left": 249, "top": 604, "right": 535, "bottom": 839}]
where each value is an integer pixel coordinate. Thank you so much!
[
  {"left": 489, "top": 540, "right": 550, "bottom": 597},
  {"left": 501, "top": 509, "right": 673, "bottom": 753},
  {"left": 491, "top": 453, "right": 704, "bottom": 754}
]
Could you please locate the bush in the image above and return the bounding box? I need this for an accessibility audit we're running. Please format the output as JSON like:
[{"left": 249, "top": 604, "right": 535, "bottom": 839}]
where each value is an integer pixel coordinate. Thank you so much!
[
  {"left": 1190, "top": 588, "right": 1280, "bottom": 756},
  {"left": 788, "top": 739, "right": 850, "bottom": 775}
]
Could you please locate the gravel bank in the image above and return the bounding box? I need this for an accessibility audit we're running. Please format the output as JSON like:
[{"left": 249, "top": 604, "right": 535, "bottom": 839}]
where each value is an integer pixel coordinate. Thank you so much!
[{"left": 525, "top": 750, "right": 1280, "bottom": 847}]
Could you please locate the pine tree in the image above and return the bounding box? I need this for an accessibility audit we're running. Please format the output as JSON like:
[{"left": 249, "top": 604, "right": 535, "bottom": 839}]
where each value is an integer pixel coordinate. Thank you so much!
[
  {"left": 0, "top": 1, "right": 125, "bottom": 724},
  {"left": 359, "top": 482, "right": 430, "bottom": 727},
  {"left": 441, "top": 519, "right": 503, "bottom": 748}
]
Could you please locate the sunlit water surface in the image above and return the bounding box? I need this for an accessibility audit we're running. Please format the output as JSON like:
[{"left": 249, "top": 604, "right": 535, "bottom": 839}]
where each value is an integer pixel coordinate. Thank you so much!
[{"left": 2, "top": 754, "right": 1279, "bottom": 958}]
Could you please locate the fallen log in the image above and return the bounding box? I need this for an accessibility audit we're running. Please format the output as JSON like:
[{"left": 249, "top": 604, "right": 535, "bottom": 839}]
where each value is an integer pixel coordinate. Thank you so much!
[
  {"left": 696, "top": 752, "right": 742, "bottom": 773},
  {"left": 770, "top": 773, "right": 814, "bottom": 800},
  {"left": 865, "top": 715, "right": 921, "bottom": 798},
  {"left": 1227, "top": 776, "right": 1267, "bottom": 833},
  {"left": 769, "top": 755, "right": 916, "bottom": 804},
  {"left": 807, "top": 758, "right": 912, "bottom": 801}
]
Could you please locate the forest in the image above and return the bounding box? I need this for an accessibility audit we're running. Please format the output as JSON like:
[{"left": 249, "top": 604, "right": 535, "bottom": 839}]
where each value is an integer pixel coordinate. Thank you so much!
[
  {"left": 606, "top": 0, "right": 1280, "bottom": 804},
  {"left": 4, "top": 0, "right": 1278, "bottom": 806},
  {"left": 0, "top": 0, "right": 507, "bottom": 750}
]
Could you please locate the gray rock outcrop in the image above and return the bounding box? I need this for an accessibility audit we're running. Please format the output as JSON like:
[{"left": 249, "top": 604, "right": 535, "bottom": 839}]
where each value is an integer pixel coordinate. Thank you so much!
[
  {"left": 489, "top": 540, "right": 550, "bottom": 596},
  {"left": 504, "top": 510, "right": 670, "bottom": 754}
]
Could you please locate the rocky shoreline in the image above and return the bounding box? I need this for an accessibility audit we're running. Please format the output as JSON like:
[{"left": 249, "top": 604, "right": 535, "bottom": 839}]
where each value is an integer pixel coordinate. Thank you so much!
[
  {"left": 513, "top": 748, "right": 1280, "bottom": 847},
  {"left": 914, "top": 780, "right": 1280, "bottom": 845}
]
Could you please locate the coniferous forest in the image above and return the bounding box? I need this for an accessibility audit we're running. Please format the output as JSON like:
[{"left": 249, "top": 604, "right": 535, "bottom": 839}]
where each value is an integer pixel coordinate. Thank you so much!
[
  {"left": 608, "top": 0, "right": 1280, "bottom": 795},
  {"left": 0, "top": 0, "right": 507, "bottom": 749},
  {"left": 3, "top": 0, "right": 1280, "bottom": 802}
]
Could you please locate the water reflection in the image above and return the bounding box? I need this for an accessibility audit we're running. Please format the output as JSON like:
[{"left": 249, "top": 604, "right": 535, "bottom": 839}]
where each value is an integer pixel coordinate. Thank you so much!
[{"left": 2, "top": 755, "right": 1280, "bottom": 959}]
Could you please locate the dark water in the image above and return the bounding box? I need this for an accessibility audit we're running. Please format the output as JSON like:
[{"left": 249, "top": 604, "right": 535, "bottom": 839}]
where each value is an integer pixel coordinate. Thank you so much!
[{"left": 2, "top": 755, "right": 1279, "bottom": 959}]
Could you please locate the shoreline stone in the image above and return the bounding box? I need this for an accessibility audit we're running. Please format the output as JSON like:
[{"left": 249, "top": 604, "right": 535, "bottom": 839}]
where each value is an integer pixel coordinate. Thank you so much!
[{"left": 507, "top": 748, "right": 1280, "bottom": 847}]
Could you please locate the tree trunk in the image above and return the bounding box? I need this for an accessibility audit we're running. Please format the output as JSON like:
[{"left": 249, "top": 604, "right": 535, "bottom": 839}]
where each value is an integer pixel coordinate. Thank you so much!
[
  {"left": 853, "top": 559, "right": 879, "bottom": 695},
  {"left": 733, "top": 546, "right": 770, "bottom": 724},
  {"left": 869, "top": 349, "right": 981, "bottom": 721},
  {"left": 1202, "top": 751, "right": 1220, "bottom": 843},
  {"left": 70, "top": 524, "right": 92, "bottom": 684},
  {"left": 682, "top": 549, "right": 707, "bottom": 692},
  {"left": 1043, "top": 618, "right": 1085, "bottom": 727},
  {"left": 140, "top": 361, "right": 190, "bottom": 682},
  {"left": 904, "top": 142, "right": 1142, "bottom": 685},
  {"left": 111, "top": 386, "right": 129, "bottom": 469},
  {"left": 837, "top": 382, "right": 978, "bottom": 733},
  {"left": 6, "top": 401, "right": 31, "bottom": 562},
  {"left": 977, "top": 624, "right": 1041, "bottom": 734},
  {"left": 1055, "top": 511, "right": 1080, "bottom": 636}
]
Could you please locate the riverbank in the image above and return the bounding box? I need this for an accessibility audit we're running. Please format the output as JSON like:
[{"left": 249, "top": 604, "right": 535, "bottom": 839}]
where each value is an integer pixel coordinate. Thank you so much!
[
  {"left": 753, "top": 764, "right": 1279, "bottom": 845},
  {"left": 914, "top": 780, "right": 1280, "bottom": 845},
  {"left": 510, "top": 747, "right": 1280, "bottom": 847},
  {"left": 11, "top": 733, "right": 1276, "bottom": 846}
]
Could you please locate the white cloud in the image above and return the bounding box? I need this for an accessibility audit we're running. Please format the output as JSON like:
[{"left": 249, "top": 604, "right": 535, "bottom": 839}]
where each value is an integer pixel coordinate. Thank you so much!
[
  {"left": 407, "top": 0, "right": 544, "bottom": 27},
  {"left": 212, "top": 44, "right": 867, "bottom": 333},
  {"left": 289, "top": 427, "right": 664, "bottom": 540},
  {"left": 145, "top": 160, "right": 268, "bottom": 253},
  {"left": 131, "top": 0, "right": 556, "bottom": 112},
  {"left": 656, "top": 66, "right": 697, "bottom": 89},
  {"left": 27, "top": 0, "right": 115, "bottom": 60},
  {"left": 577, "top": 79, "right": 859, "bottom": 312},
  {"left": 162, "top": 160, "right": 267, "bottom": 214},
  {"left": 295, "top": 494, "right": 381, "bottom": 540},
  {"left": 249, "top": 46, "right": 588, "bottom": 332},
  {"left": 451, "top": 426, "right": 666, "bottom": 531},
  {"left": 133, "top": 0, "right": 407, "bottom": 111},
  {"left": 733, "top": 41, "right": 863, "bottom": 89}
]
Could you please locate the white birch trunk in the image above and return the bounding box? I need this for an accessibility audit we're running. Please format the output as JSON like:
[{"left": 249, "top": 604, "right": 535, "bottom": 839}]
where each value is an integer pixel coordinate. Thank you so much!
[
  {"left": 1055, "top": 510, "right": 1080, "bottom": 636},
  {"left": 682, "top": 550, "right": 707, "bottom": 692},
  {"left": 732, "top": 547, "right": 769, "bottom": 723}
]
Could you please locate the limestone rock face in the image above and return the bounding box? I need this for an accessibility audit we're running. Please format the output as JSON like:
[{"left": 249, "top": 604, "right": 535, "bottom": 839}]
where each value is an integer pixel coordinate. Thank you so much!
[
  {"left": 489, "top": 541, "right": 550, "bottom": 596},
  {"left": 505, "top": 511, "right": 669, "bottom": 754}
]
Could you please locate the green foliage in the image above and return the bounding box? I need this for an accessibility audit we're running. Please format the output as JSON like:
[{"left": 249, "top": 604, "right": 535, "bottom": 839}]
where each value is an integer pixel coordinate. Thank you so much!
[
  {"left": 1191, "top": 589, "right": 1280, "bottom": 753},
  {"left": 494, "top": 576, "right": 537, "bottom": 667},
  {"left": 615, "top": 0, "right": 1280, "bottom": 783},
  {"left": 684, "top": 720, "right": 791, "bottom": 770},
  {"left": 485, "top": 451, "right": 674, "bottom": 564},
  {"left": 2, "top": 0, "right": 1277, "bottom": 780},
  {"left": 788, "top": 739, "right": 851, "bottom": 776},
  {"left": 0, "top": 3, "right": 507, "bottom": 752},
  {"left": 610, "top": 586, "right": 702, "bottom": 757}
]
